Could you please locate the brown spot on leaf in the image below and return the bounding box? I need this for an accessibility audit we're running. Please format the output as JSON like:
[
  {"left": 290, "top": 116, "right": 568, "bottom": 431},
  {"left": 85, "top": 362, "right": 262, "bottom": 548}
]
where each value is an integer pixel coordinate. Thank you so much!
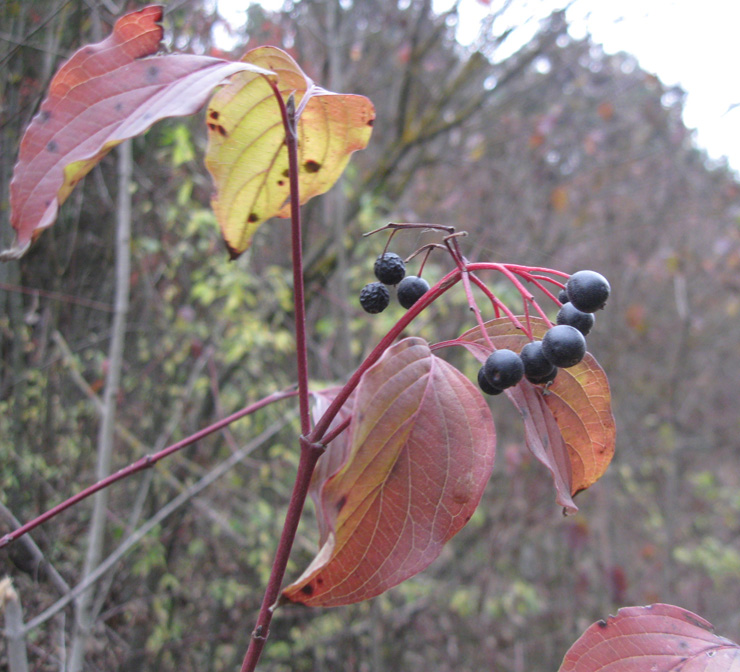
[
  {"left": 597, "top": 619, "right": 608, "bottom": 629},
  {"left": 336, "top": 495, "right": 347, "bottom": 512},
  {"left": 146, "top": 65, "right": 159, "bottom": 81},
  {"left": 300, "top": 583, "right": 314, "bottom": 595},
  {"left": 367, "top": 117, "right": 375, "bottom": 127},
  {"left": 38, "top": 110, "right": 51, "bottom": 123},
  {"left": 247, "top": 213, "right": 259, "bottom": 223},
  {"left": 282, "top": 169, "right": 289, "bottom": 178},
  {"left": 114, "top": 102, "right": 124, "bottom": 113},
  {"left": 209, "top": 110, "right": 220, "bottom": 120},
  {"left": 304, "top": 160, "right": 321, "bottom": 173},
  {"left": 46, "top": 141, "right": 58, "bottom": 153},
  {"left": 207, "top": 123, "right": 228, "bottom": 137},
  {"left": 277, "top": 180, "right": 285, "bottom": 186}
]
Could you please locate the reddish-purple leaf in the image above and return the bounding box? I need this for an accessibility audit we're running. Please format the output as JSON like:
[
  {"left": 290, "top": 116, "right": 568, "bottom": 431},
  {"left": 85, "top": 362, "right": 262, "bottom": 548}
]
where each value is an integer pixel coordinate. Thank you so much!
[
  {"left": 283, "top": 337, "right": 496, "bottom": 607},
  {"left": 559, "top": 603, "right": 740, "bottom": 672},
  {"left": 452, "top": 317, "right": 615, "bottom": 513},
  {"left": 3, "top": 4, "right": 270, "bottom": 259}
]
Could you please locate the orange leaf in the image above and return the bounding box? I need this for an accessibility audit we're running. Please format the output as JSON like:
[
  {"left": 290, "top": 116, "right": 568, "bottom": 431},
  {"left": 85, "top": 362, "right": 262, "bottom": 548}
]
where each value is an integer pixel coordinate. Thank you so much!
[
  {"left": 283, "top": 338, "right": 496, "bottom": 607},
  {"left": 204, "top": 47, "right": 375, "bottom": 258},
  {"left": 455, "top": 317, "right": 615, "bottom": 512},
  {"left": 3, "top": 5, "right": 269, "bottom": 259}
]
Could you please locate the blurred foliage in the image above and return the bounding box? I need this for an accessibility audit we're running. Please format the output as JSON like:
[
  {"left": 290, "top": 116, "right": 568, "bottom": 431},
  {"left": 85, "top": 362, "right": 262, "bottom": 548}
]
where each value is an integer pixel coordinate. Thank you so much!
[{"left": 2, "top": 0, "right": 740, "bottom": 670}]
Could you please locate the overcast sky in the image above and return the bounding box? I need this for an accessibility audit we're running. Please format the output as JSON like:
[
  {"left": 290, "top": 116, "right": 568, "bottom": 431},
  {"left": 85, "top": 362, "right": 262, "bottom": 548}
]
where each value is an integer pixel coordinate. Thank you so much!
[{"left": 216, "top": 0, "right": 740, "bottom": 173}]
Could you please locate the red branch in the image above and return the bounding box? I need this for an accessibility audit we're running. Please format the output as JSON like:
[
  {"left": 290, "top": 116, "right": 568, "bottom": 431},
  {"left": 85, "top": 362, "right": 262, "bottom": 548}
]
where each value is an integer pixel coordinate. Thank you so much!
[{"left": 0, "top": 387, "right": 299, "bottom": 550}]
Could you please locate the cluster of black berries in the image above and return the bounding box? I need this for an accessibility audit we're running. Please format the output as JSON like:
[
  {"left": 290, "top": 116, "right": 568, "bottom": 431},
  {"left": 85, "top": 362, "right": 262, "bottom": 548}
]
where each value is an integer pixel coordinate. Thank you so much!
[
  {"left": 478, "top": 270, "right": 610, "bottom": 396},
  {"left": 359, "top": 253, "right": 430, "bottom": 313}
]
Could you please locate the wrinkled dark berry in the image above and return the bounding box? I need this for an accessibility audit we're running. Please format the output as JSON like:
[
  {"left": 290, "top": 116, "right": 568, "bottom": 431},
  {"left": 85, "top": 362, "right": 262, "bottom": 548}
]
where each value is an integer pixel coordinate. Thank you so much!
[
  {"left": 374, "top": 252, "right": 406, "bottom": 285},
  {"left": 565, "top": 270, "right": 610, "bottom": 313},
  {"left": 478, "top": 367, "right": 504, "bottom": 395},
  {"left": 483, "top": 349, "right": 524, "bottom": 390},
  {"left": 520, "top": 340, "right": 557, "bottom": 381},
  {"left": 542, "top": 324, "right": 587, "bottom": 368},
  {"left": 557, "top": 301, "right": 595, "bottom": 335},
  {"left": 359, "top": 282, "right": 390, "bottom": 314},
  {"left": 397, "top": 276, "right": 430, "bottom": 309}
]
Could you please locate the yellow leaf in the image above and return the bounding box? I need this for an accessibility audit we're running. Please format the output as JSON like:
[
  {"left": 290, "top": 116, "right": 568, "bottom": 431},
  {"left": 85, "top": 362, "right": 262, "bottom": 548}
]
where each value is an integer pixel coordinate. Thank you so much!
[{"left": 204, "top": 47, "right": 375, "bottom": 258}]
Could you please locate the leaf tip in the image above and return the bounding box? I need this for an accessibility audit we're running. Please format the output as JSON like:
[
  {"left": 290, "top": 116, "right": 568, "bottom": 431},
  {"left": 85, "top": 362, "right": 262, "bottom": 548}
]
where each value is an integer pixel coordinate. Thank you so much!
[
  {"left": 224, "top": 239, "right": 243, "bottom": 261},
  {"left": 561, "top": 503, "right": 579, "bottom": 516},
  {"left": 0, "top": 240, "right": 31, "bottom": 262}
]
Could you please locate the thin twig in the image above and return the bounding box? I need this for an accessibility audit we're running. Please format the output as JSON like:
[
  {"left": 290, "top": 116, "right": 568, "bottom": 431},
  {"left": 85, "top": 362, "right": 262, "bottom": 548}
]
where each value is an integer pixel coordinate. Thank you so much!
[
  {"left": 0, "top": 503, "right": 70, "bottom": 596},
  {"left": 11, "top": 420, "right": 288, "bottom": 639},
  {"left": 460, "top": 269, "right": 495, "bottom": 351},
  {"left": 0, "top": 388, "right": 298, "bottom": 550},
  {"left": 467, "top": 273, "right": 527, "bottom": 336}
]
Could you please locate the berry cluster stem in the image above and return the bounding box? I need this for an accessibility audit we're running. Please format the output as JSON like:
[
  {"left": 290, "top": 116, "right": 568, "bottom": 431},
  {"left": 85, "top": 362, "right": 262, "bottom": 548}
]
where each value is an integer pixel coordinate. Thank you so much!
[
  {"left": 467, "top": 272, "right": 527, "bottom": 334},
  {"left": 460, "top": 269, "right": 496, "bottom": 351}
]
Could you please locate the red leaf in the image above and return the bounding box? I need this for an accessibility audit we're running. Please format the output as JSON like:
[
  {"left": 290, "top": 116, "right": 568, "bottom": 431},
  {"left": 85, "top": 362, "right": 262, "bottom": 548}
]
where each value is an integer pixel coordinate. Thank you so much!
[
  {"left": 452, "top": 317, "right": 615, "bottom": 513},
  {"left": 559, "top": 604, "right": 740, "bottom": 672},
  {"left": 283, "top": 338, "right": 496, "bottom": 607},
  {"left": 3, "top": 5, "right": 270, "bottom": 259}
]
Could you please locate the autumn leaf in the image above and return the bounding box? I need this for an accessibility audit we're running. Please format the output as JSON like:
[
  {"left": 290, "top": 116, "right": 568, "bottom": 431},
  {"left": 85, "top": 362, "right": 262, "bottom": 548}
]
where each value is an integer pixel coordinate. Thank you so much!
[
  {"left": 452, "top": 317, "right": 615, "bottom": 513},
  {"left": 2, "top": 4, "right": 271, "bottom": 260},
  {"left": 204, "top": 46, "right": 375, "bottom": 258},
  {"left": 559, "top": 603, "right": 740, "bottom": 672},
  {"left": 283, "top": 337, "right": 496, "bottom": 607}
]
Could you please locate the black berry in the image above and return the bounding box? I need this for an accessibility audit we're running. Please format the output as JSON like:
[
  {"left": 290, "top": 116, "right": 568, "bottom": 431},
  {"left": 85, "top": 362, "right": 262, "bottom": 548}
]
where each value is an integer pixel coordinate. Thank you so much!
[
  {"left": 527, "top": 365, "right": 559, "bottom": 385},
  {"left": 565, "top": 270, "right": 610, "bottom": 313},
  {"left": 359, "top": 282, "right": 390, "bottom": 314},
  {"left": 397, "top": 276, "right": 430, "bottom": 309},
  {"left": 557, "top": 301, "right": 595, "bottom": 335},
  {"left": 478, "top": 367, "right": 504, "bottom": 395},
  {"left": 541, "top": 324, "right": 586, "bottom": 368},
  {"left": 558, "top": 288, "right": 569, "bottom": 304},
  {"left": 374, "top": 252, "right": 406, "bottom": 285},
  {"left": 483, "top": 349, "right": 524, "bottom": 390},
  {"left": 520, "top": 340, "right": 557, "bottom": 381}
]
